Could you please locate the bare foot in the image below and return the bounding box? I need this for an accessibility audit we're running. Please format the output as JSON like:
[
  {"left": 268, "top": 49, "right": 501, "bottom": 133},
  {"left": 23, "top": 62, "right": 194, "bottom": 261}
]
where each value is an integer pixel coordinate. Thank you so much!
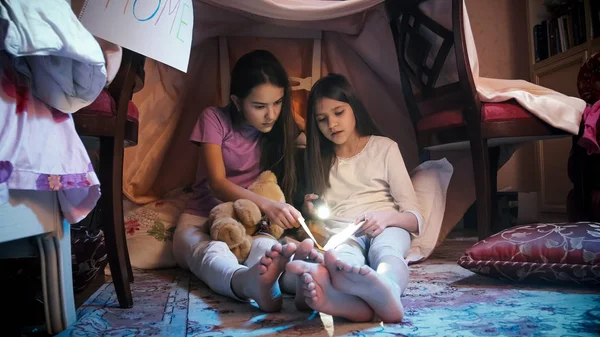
[
  {"left": 281, "top": 239, "right": 324, "bottom": 311},
  {"left": 286, "top": 260, "right": 373, "bottom": 322},
  {"left": 323, "top": 250, "right": 404, "bottom": 322},
  {"left": 279, "top": 239, "right": 324, "bottom": 294},
  {"left": 231, "top": 242, "right": 296, "bottom": 312}
]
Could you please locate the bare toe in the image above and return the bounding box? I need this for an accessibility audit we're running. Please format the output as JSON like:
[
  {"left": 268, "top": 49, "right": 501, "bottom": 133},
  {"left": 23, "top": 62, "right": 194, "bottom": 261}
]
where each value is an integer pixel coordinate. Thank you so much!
[
  {"left": 308, "top": 249, "right": 324, "bottom": 263},
  {"left": 281, "top": 242, "right": 297, "bottom": 258},
  {"left": 294, "top": 239, "right": 315, "bottom": 260},
  {"left": 261, "top": 255, "right": 273, "bottom": 264},
  {"left": 266, "top": 243, "right": 282, "bottom": 258}
]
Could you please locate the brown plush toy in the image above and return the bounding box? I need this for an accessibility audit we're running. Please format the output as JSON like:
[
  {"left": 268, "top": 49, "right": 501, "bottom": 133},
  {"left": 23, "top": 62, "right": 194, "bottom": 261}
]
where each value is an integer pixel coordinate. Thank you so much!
[
  {"left": 208, "top": 170, "right": 332, "bottom": 262},
  {"left": 246, "top": 172, "right": 331, "bottom": 249},
  {"left": 207, "top": 171, "right": 287, "bottom": 263}
]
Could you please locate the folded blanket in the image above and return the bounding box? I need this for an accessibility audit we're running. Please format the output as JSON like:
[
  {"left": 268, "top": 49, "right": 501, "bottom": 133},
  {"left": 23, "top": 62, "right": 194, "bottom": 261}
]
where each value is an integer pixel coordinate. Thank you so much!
[{"left": 0, "top": 0, "right": 106, "bottom": 113}]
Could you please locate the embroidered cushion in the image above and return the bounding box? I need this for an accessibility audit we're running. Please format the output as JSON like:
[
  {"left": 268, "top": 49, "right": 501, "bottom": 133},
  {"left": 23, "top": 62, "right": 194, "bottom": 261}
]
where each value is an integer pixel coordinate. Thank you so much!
[
  {"left": 457, "top": 222, "right": 600, "bottom": 284},
  {"left": 105, "top": 187, "right": 193, "bottom": 272}
]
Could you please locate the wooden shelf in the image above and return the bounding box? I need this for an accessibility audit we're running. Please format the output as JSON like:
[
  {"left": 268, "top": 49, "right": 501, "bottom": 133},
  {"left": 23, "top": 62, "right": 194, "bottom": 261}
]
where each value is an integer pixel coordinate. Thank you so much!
[
  {"left": 533, "top": 38, "right": 596, "bottom": 70},
  {"left": 525, "top": 0, "right": 596, "bottom": 216},
  {"left": 527, "top": 0, "right": 597, "bottom": 72}
]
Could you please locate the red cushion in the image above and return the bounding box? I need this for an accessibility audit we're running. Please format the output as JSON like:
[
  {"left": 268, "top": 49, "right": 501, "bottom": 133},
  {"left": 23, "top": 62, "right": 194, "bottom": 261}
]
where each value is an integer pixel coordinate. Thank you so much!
[
  {"left": 416, "top": 100, "right": 534, "bottom": 132},
  {"left": 482, "top": 100, "right": 533, "bottom": 121},
  {"left": 417, "top": 109, "right": 465, "bottom": 131},
  {"left": 457, "top": 222, "right": 600, "bottom": 284},
  {"left": 127, "top": 100, "right": 139, "bottom": 121},
  {"left": 77, "top": 89, "right": 139, "bottom": 122},
  {"left": 83, "top": 89, "right": 115, "bottom": 115}
]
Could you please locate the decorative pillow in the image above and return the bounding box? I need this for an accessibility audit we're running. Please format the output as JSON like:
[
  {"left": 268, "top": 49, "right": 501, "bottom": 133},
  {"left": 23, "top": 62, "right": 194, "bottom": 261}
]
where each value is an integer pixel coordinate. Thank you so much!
[
  {"left": 406, "top": 158, "right": 454, "bottom": 264},
  {"left": 458, "top": 222, "right": 600, "bottom": 284},
  {"left": 105, "top": 187, "right": 192, "bottom": 273}
]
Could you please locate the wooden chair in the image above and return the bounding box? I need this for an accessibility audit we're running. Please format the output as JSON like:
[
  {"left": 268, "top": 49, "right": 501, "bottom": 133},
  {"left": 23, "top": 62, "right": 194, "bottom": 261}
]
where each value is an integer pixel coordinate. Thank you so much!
[
  {"left": 387, "top": 0, "right": 569, "bottom": 239},
  {"left": 73, "top": 48, "right": 145, "bottom": 308}
]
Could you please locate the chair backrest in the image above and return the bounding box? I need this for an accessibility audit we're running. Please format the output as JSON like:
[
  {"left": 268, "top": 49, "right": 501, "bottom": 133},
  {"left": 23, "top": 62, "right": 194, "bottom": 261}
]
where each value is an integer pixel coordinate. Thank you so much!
[
  {"left": 388, "top": 0, "right": 479, "bottom": 130},
  {"left": 108, "top": 48, "right": 145, "bottom": 146},
  {"left": 218, "top": 24, "right": 323, "bottom": 106}
]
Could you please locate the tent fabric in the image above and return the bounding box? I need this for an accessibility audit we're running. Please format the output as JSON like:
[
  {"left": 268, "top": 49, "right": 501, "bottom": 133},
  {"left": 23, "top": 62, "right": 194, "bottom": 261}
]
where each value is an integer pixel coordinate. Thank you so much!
[
  {"left": 117, "top": 0, "right": 584, "bottom": 245},
  {"left": 200, "top": 0, "right": 385, "bottom": 22}
]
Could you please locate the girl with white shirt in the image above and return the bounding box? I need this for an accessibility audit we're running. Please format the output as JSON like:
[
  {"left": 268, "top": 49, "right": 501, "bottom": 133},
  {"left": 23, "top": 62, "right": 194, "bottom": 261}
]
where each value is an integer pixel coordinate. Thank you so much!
[{"left": 287, "top": 73, "right": 423, "bottom": 323}]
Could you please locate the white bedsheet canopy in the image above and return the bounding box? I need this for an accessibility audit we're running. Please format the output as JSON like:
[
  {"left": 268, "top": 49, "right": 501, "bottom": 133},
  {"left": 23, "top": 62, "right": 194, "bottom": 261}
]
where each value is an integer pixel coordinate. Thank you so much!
[{"left": 76, "top": 0, "right": 584, "bottom": 245}]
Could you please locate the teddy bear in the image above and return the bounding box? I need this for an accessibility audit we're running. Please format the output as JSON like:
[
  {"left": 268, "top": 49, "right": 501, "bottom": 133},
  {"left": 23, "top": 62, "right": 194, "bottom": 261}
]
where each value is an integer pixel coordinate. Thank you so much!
[{"left": 207, "top": 170, "right": 330, "bottom": 263}]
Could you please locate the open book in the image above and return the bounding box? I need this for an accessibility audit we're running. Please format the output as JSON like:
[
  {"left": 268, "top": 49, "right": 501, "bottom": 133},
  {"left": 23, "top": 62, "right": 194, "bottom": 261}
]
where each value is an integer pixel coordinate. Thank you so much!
[{"left": 297, "top": 217, "right": 365, "bottom": 251}]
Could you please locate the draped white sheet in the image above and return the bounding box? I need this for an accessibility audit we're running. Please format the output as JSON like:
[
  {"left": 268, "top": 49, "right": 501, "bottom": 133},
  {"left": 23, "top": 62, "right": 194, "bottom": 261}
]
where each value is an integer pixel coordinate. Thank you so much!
[{"left": 115, "top": 0, "right": 584, "bottom": 249}]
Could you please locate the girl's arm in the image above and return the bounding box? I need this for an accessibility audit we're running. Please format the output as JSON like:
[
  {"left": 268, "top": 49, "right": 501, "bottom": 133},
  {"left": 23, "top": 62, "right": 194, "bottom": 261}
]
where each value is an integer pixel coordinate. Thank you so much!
[
  {"left": 384, "top": 142, "right": 423, "bottom": 234},
  {"left": 354, "top": 141, "right": 421, "bottom": 237},
  {"left": 201, "top": 143, "right": 300, "bottom": 229}
]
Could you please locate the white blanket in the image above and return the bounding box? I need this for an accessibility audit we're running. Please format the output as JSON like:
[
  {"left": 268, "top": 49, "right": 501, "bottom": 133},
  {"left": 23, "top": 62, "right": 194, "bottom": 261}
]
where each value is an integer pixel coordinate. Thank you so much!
[{"left": 0, "top": 0, "right": 106, "bottom": 113}]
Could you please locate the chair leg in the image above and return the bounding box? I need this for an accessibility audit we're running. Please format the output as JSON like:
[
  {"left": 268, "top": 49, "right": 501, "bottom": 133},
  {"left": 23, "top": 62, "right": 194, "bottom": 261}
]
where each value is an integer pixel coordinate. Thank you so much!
[
  {"left": 489, "top": 147, "right": 500, "bottom": 233},
  {"left": 99, "top": 137, "right": 133, "bottom": 308},
  {"left": 470, "top": 138, "right": 492, "bottom": 240},
  {"left": 123, "top": 227, "right": 134, "bottom": 283}
]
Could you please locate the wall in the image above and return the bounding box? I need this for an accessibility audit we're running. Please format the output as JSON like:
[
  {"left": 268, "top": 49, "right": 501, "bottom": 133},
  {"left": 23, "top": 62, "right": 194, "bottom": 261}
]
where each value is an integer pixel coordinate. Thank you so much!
[{"left": 465, "top": 0, "right": 538, "bottom": 192}]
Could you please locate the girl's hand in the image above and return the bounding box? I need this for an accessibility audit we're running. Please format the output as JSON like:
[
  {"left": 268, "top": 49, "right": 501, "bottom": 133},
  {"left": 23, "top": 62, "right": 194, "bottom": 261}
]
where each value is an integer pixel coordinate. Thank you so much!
[
  {"left": 262, "top": 201, "right": 302, "bottom": 230},
  {"left": 302, "top": 194, "right": 320, "bottom": 218},
  {"left": 354, "top": 211, "right": 390, "bottom": 238}
]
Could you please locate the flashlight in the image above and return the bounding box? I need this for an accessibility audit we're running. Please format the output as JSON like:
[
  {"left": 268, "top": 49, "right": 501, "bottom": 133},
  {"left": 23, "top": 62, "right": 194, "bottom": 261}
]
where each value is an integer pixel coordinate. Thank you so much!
[{"left": 312, "top": 198, "right": 330, "bottom": 219}]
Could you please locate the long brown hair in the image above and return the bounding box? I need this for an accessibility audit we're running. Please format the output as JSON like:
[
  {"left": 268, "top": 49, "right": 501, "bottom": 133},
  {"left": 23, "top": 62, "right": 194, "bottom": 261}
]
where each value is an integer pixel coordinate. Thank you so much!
[
  {"left": 228, "top": 50, "right": 298, "bottom": 200},
  {"left": 305, "top": 73, "right": 382, "bottom": 196}
]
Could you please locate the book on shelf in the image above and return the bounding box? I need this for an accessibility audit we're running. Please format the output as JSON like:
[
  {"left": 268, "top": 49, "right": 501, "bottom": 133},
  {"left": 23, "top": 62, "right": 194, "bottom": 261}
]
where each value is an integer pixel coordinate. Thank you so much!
[{"left": 533, "top": 0, "right": 589, "bottom": 62}]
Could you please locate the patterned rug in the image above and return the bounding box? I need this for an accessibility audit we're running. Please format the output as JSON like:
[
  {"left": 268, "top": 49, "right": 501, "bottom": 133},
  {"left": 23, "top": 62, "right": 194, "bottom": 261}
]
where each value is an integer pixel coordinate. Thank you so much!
[{"left": 57, "top": 239, "right": 600, "bottom": 337}]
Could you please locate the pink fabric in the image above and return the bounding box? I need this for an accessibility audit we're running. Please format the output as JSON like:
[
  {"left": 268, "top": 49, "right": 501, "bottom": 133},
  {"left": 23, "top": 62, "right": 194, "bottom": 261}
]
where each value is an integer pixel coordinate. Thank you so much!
[
  {"left": 185, "top": 106, "right": 262, "bottom": 216},
  {"left": 81, "top": 90, "right": 115, "bottom": 114},
  {"left": 416, "top": 101, "right": 533, "bottom": 132},
  {"left": 77, "top": 90, "right": 140, "bottom": 122},
  {"left": 127, "top": 100, "right": 139, "bottom": 121},
  {"left": 417, "top": 109, "right": 464, "bottom": 132},
  {"left": 482, "top": 101, "right": 532, "bottom": 122},
  {"left": 578, "top": 100, "right": 600, "bottom": 155}
]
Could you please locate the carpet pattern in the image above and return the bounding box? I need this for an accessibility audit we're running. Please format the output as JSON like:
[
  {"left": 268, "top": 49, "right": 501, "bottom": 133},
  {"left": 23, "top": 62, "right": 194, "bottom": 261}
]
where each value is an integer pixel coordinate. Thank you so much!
[{"left": 57, "top": 239, "right": 600, "bottom": 337}]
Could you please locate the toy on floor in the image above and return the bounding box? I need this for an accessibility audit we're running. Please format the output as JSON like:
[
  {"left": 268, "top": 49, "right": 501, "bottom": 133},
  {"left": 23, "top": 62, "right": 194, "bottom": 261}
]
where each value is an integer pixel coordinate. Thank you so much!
[{"left": 207, "top": 170, "right": 329, "bottom": 262}]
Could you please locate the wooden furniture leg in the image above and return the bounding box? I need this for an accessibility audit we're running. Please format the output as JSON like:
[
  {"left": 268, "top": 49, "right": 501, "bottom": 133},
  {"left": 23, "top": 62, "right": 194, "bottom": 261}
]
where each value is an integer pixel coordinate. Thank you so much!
[{"left": 99, "top": 136, "right": 133, "bottom": 308}]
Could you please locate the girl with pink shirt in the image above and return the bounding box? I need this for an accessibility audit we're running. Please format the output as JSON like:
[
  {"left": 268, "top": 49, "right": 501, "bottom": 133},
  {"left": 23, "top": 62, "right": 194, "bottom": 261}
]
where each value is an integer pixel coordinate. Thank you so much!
[{"left": 173, "top": 50, "right": 322, "bottom": 312}]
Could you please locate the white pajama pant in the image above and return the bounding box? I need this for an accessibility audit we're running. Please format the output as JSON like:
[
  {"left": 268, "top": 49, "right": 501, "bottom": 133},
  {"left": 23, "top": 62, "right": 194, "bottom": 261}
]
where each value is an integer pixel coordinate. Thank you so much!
[
  {"left": 335, "top": 227, "right": 411, "bottom": 269},
  {"left": 173, "top": 212, "right": 278, "bottom": 300}
]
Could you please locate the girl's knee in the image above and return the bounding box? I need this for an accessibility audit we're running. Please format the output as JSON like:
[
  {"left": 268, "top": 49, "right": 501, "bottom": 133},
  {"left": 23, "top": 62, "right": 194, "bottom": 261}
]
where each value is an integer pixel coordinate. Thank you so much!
[
  {"left": 335, "top": 243, "right": 366, "bottom": 265},
  {"left": 368, "top": 229, "right": 411, "bottom": 267}
]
